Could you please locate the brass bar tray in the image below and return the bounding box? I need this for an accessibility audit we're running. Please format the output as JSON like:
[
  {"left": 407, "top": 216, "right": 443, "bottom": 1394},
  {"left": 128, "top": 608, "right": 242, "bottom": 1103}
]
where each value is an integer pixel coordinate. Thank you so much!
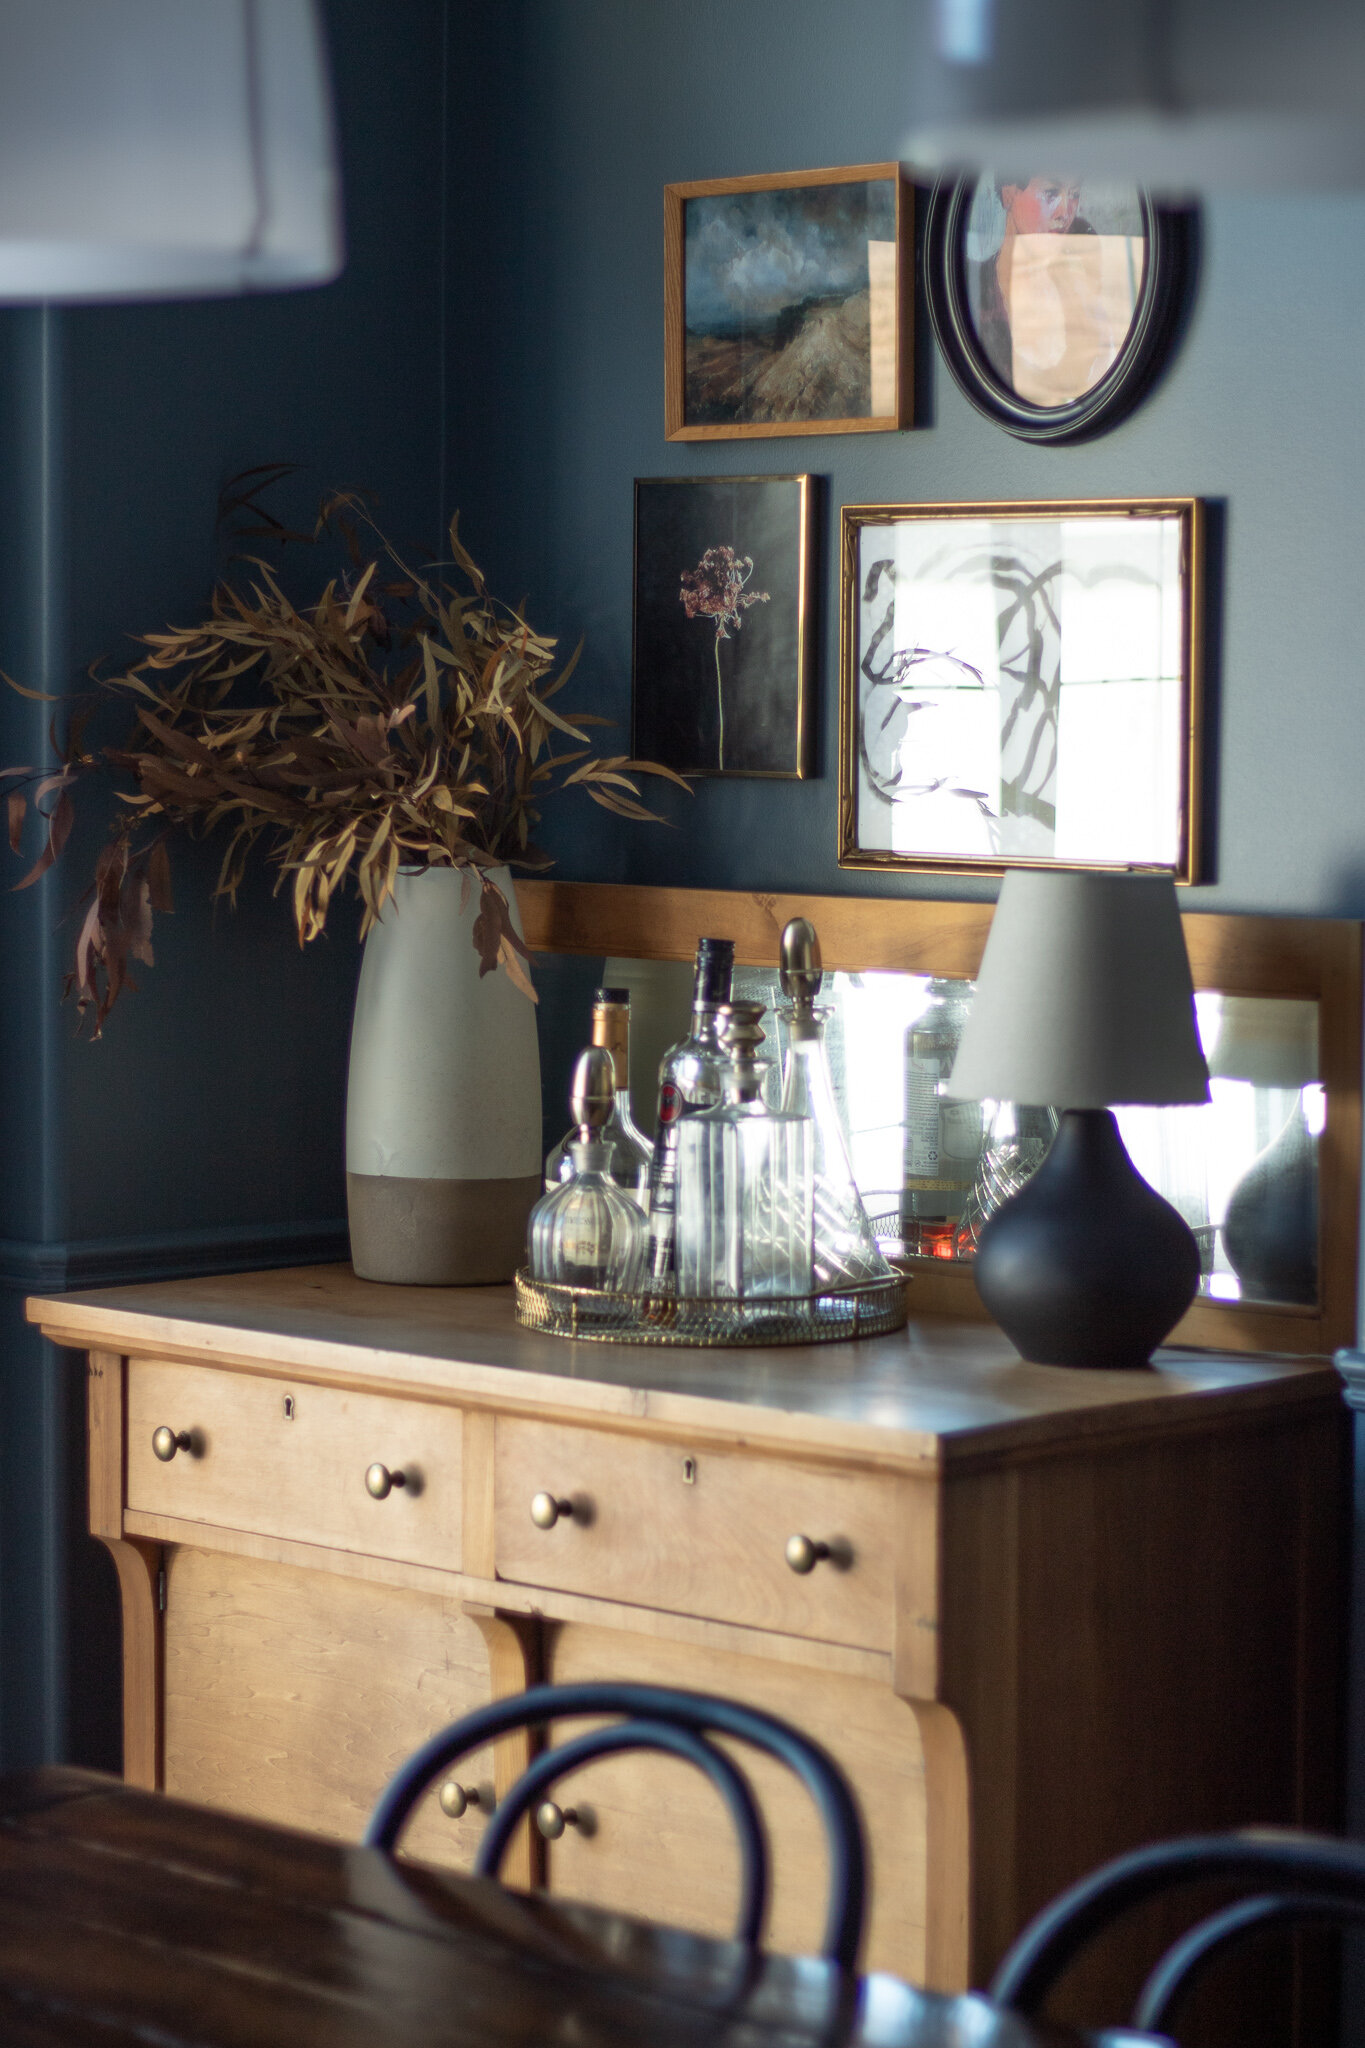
[{"left": 513, "top": 1269, "right": 909, "bottom": 1347}]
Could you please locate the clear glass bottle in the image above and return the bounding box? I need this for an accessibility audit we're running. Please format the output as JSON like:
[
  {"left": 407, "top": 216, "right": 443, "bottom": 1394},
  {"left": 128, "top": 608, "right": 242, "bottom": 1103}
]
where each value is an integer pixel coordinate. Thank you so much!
[
  {"left": 953, "top": 1100, "right": 1059, "bottom": 1259},
  {"left": 777, "top": 918, "right": 892, "bottom": 1289},
  {"left": 528, "top": 1048, "right": 648, "bottom": 1290},
  {"left": 544, "top": 986, "right": 653, "bottom": 1205},
  {"left": 902, "top": 977, "right": 982, "bottom": 1256},
  {"left": 675, "top": 1002, "right": 813, "bottom": 1300},
  {"left": 644, "top": 936, "right": 734, "bottom": 1291}
]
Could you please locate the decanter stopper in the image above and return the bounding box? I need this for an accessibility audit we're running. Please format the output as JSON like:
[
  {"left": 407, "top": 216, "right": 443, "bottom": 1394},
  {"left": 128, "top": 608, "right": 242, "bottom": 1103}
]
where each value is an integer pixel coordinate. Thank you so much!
[
  {"left": 780, "top": 918, "right": 823, "bottom": 1040},
  {"left": 570, "top": 1046, "right": 616, "bottom": 1139}
]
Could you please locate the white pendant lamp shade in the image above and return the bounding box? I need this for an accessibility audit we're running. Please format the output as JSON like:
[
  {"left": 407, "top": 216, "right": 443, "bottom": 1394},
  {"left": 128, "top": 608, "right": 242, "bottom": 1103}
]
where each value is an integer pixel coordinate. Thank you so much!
[
  {"left": 0, "top": 0, "right": 343, "bottom": 302},
  {"left": 903, "top": 0, "right": 1365, "bottom": 192}
]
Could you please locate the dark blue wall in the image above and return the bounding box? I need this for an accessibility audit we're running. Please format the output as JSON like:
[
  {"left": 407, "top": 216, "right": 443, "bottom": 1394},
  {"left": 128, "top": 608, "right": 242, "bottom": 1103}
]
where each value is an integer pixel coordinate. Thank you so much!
[
  {"left": 441, "top": 6, "right": 1365, "bottom": 2025},
  {"left": 3, "top": 0, "right": 1364, "bottom": 1938},
  {"left": 445, "top": 0, "right": 1365, "bottom": 925},
  {"left": 0, "top": 0, "right": 452, "bottom": 1769}
]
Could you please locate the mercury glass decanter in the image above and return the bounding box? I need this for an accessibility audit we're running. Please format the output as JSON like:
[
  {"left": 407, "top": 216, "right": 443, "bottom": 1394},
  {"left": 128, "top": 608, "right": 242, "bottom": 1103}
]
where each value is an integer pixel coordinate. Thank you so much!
[
  {"left": 528, "top": 1048, "right": 648, "bottom": 1290},
  {"left": 777, "top": 918, "right": 893, "bottom": 1289},
  {"left": 674, "top": 1001, "right": 813, "bottom": 1300}
]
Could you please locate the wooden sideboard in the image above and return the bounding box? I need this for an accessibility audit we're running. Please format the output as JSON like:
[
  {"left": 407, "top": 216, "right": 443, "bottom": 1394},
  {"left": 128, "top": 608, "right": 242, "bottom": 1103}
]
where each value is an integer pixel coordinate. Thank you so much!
[{"left": 30, "top": 1266, "right": 1346, "bottom": 2041}]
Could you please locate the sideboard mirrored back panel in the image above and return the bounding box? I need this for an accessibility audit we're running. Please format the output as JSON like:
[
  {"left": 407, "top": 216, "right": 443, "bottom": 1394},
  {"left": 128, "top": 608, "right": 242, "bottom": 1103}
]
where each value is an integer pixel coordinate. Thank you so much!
[{"left": 520, "top": 881, "right": 1362, "bottom": 1356}]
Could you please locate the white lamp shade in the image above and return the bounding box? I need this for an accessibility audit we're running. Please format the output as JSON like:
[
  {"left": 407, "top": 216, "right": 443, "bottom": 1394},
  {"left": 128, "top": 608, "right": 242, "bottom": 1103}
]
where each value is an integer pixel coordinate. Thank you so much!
[
  {"left": 0, "top": 0, "right": 343, "bottom": 302},
  {"left": 948, "top": 869, "right": 1211, "bottom": 1108},
  {"left": 1207, "top": 995, "right": 1319, "bottom": 1086},
  {"left": 903, "top": 0, "right": 1365, "bottom": 192}
]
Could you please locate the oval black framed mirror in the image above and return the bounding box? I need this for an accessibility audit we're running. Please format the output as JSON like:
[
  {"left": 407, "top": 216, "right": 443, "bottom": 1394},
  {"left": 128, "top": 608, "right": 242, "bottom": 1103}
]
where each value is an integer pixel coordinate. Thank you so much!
[{"left": 924, "top": 176, "right": 1193, "bottom": 442}]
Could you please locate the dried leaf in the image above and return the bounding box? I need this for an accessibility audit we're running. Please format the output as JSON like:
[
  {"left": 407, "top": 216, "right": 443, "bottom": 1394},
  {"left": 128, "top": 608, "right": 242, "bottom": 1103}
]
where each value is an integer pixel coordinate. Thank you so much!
[{"left": 7, "top": 791, "right": 24, "bottom": 854}]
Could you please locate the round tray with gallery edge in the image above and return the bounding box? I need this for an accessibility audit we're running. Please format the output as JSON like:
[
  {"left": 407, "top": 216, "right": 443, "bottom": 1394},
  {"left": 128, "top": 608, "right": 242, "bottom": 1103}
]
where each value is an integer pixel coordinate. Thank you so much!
[{"left": 512, "top": 1269, "right": 909, "bottom": 1348}]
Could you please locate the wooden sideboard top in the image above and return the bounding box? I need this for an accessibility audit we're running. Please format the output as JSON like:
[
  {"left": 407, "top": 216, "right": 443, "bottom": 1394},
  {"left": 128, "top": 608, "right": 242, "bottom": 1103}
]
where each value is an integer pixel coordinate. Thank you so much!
[{"left": 28, "top": 1264, "right": 1339, "bottom": 1474}]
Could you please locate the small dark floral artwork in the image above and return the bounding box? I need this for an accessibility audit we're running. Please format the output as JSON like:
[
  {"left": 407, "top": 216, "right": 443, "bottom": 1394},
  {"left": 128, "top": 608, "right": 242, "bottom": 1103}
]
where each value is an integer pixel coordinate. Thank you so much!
[
  {"left": 679, "top": 546, "right": 770, "bottom": 771},
  {"left": 634, "top": 477, "right": 811, "bottom": 779}
]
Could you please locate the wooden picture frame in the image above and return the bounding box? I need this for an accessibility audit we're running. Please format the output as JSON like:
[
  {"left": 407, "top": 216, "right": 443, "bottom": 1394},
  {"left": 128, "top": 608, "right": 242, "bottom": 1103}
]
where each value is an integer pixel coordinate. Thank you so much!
[
  {"left": 664, "top": 163, "right": 912, "bottom": 441},
  {"left": 923, "top": 177, "right": 1192, "bottom": 443},
  {"left": 632, "top": 474, "right": 813, "bottom": 779},
  {"left": 518, "top": 877, "right": 1362, "bottom": 1360},
  {"left": 838, "top": 497, "right": 1204, "bottom": 882}
]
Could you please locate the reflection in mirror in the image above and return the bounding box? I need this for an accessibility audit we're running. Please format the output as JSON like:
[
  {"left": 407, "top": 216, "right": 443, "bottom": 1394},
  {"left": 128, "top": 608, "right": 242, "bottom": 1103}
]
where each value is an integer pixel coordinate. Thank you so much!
[
  {"left": 547, "top": 963, "right": 1322, "bottom": 1314},
  {"left": 964, "top": 175, "right": 1147, "bottom": 406}
]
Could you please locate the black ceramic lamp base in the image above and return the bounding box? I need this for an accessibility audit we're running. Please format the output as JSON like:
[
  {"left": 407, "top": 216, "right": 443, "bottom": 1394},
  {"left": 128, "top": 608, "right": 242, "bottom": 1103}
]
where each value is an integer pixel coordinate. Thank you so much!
[{"left": 974, "top": 1108, "right": 1201, "bottom": 1371}]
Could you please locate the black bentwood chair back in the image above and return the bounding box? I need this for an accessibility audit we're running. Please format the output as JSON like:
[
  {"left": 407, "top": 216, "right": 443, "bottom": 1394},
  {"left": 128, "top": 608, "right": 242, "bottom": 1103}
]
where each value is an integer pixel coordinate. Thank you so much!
[
  {"left": 364, "top": 1680, "right": 868, "bottom": 1968},
  {"left": 990, "top": 1828, "right": 1365, "bottom": 2037}
]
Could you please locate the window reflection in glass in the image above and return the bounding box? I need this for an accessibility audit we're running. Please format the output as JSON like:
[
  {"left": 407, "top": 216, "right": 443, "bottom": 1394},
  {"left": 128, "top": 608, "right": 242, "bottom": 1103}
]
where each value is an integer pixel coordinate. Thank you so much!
[{"left": 597, "top": 960, "right": 1322, "bottom": 1312}]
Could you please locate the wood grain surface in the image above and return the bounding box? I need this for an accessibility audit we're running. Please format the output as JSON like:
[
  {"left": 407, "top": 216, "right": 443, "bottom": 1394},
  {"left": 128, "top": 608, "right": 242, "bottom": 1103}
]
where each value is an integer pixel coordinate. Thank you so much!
[
  {"left": 30, "top": 1265, "right": 1342, "bottom": 1473},
  {"left": 0, "top": 1768, "right": 1146, "bottom": 2048}
]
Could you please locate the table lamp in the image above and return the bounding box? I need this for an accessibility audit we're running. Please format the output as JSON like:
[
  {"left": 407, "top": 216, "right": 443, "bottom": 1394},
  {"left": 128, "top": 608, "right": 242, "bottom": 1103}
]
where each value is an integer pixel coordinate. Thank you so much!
[{"left": 947, "top": 869, "right": 1210, "bottom": 1370}]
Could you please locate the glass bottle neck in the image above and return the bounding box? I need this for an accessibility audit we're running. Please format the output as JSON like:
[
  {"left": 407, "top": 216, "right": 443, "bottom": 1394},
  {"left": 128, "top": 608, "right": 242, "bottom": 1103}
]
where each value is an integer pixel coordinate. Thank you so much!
[{"left": 591, "top": 1003, "right": 630, "bottom": 1093}]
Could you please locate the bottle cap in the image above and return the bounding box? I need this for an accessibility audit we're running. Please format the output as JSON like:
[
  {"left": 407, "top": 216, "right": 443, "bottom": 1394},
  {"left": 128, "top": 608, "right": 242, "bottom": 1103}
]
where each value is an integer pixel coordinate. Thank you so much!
[
  {"left": 779, "top": 918, "right": 823, "bottom": 1009},
  {"left": 570, "top": 1046, "right": 616, "bottom": 1134},
  {"left": 594, "top": 986, "right": 630, "bottom": 1006},
  {"left": 694, "top": 936, "right": 735, "bottom": 1008}
]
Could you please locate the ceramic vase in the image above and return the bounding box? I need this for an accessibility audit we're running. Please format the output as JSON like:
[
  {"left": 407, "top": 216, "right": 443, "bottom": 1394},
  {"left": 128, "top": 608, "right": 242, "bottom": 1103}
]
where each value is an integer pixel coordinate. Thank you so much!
[{"left": 346, "top": 865, "right": 541, "bottom": 1284}]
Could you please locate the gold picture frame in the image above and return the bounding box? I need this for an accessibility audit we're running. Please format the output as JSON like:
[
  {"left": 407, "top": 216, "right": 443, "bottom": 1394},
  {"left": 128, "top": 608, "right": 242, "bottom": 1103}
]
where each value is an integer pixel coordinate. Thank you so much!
[
  {"left": 664, "top": 162, "right": 913, "bottom": 441},
  {"left": 838, "top": 496, "right": 1204, "bottom": 881}
]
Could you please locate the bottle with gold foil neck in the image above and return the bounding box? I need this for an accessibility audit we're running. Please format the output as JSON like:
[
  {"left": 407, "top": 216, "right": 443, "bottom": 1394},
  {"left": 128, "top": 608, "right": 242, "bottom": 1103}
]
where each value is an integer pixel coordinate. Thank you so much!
[{"left": 544, "top": 987, "right": 653, "bottom": 1205}]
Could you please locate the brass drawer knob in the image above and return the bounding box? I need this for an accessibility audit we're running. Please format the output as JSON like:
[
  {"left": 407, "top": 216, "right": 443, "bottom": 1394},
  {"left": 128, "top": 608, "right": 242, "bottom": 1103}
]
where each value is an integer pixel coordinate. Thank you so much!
[
  {"left": 785, "top": 1533, "right": 832, "bottom": 1575},
  {"left": 365, "top": 1462, "right": 408, "bottom": 1501},
  {"left": 151, "top": 1427, "right": 192, "bottom": 1463},
  {"left": 530, "top": 1491, "right": 573, "bottom": 1530},
  {"left": 438, "top": 1780, "right": 482, "bottom": 1820},
  {"left": 535, "top": 1799, "right": 580, "bottom": 1840}
]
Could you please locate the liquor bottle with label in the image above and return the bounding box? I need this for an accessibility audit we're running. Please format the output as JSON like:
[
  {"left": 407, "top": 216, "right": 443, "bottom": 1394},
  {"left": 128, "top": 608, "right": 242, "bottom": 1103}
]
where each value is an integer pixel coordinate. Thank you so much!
[
  {"left": 544, "top": 986, "right": 653, "bottom": 1204},
  {"left": 527, "top": 1048, "right": 648, "bottom": 1290},
  {"left": 675, "top": 1002, "right": 813, "bottom": 1300},
  {"left": 902, "top": 977, "right": 982, "bottom": 1256},
  {"left": 643, "top": 936, "right": 734, "bottom": 1290},
  {"left": 777, "top": 918, "right": 892, "bottom": 1288}
]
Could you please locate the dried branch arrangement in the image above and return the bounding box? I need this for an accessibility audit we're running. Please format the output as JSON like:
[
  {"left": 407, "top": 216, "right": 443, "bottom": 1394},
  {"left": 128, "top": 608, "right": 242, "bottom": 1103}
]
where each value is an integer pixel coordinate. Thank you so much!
[{"left": 4, "top": 481, "right": 686, "bottom": 1033}]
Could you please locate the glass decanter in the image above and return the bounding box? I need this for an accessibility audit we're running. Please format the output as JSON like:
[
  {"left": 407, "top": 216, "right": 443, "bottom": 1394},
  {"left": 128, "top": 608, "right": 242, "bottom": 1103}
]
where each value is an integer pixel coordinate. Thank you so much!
[
  {"left": 528, "top": 1048, "right": 648, "bottom": 1291},
  {"left": 777, "top": 918, "right": 893, "bottom": 1289},
  {"left": 544, "top": 985, "right": 653, "bottom": 1205},
  {"left": 644, "top": 936, "right": 735, "bottom": 1291},
  {"left": 675, "top": 1001, "right": 812, "bottom": 1300}
]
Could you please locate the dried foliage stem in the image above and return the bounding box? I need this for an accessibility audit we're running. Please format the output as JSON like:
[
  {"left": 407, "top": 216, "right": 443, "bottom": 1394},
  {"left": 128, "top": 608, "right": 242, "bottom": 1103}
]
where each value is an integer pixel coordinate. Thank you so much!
[{"left": 4, "top": 483, "right": 687, "bottom": 1034}]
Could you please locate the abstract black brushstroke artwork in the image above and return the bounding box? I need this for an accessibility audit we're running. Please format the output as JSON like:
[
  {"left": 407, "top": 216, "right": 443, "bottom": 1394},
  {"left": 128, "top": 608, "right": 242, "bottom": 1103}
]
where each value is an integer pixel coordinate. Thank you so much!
[{"left": 838, "top": 500, "right": 1203, "bottom": 879}]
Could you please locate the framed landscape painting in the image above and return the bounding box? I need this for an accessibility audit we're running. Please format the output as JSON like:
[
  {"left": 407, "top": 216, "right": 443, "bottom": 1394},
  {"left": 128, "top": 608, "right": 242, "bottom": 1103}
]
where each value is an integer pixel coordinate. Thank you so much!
[
  {"left": 633, "top": 474, "right": 812, "bottom": 779},
  {"left": 664, "top": 164, "right": 912, "bottom": 440},
  {"left": 838, "top": 497, "right": 1203, "bottom": 879}
]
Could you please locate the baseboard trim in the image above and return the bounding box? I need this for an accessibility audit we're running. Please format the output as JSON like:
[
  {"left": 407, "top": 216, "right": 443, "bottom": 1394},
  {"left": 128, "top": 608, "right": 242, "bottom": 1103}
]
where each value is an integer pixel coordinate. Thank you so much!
[{"left": 0, "top": 1220, "right": 350, "bottom": 1293}]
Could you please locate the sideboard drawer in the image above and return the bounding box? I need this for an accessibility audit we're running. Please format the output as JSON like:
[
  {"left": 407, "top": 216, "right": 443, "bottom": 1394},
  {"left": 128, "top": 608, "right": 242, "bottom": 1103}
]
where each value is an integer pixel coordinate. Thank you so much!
[
  {"left": 494, "top": 1417, "right": 897, "bottom": 1649},
  {"left": 126, "top": 1360, "right": 463, "bottom": 1571}
]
